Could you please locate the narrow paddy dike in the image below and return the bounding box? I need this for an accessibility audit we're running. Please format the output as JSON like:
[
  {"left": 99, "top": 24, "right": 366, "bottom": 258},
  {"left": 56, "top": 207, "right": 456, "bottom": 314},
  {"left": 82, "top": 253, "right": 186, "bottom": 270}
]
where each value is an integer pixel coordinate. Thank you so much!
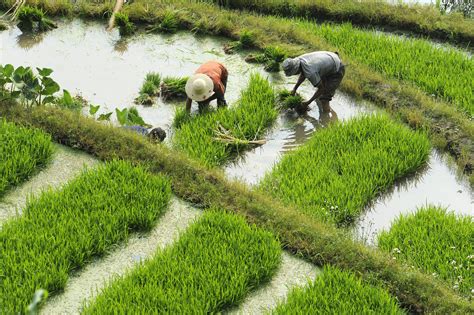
[
  {"left": 0, "top": 144, "right": 97, "bottom": 224},
  {"left": 41, "top": 198, "right": 201, "bottom": 314}
]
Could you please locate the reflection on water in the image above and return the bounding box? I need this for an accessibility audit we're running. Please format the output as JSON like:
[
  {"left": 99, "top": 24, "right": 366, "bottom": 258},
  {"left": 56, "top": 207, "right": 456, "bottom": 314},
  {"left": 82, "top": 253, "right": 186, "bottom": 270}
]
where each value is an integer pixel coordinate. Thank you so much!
[{"left": 16, "top": 31, "right": 45, "bottom": 49}]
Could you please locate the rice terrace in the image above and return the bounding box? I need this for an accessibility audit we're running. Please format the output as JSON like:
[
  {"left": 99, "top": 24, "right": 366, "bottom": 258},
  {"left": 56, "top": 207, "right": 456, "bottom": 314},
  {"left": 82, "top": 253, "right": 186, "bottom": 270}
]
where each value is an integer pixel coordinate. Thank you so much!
[{"left": 0, "top": 0, "right": 473, "bottom": 313}]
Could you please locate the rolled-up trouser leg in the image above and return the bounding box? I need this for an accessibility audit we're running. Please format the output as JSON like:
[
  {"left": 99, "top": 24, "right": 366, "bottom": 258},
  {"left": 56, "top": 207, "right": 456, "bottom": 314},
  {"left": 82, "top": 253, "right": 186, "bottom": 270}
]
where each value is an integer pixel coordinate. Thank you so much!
[{"left": 320, "top": 65, "right": 345, "bottom": 102}]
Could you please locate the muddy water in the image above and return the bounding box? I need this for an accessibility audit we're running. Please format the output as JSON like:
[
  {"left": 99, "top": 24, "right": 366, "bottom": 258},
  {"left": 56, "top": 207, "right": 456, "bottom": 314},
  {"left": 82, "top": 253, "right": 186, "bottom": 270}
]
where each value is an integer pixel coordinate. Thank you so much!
[{"left": 0, "top": 144, "right": 98, "bottom": 226}]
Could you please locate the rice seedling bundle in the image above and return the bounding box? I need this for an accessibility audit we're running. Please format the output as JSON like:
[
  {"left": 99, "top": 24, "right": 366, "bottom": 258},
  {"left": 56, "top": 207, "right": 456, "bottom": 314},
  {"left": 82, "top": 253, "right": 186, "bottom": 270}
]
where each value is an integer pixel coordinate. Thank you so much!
[
  {"left": 135, "top": 72, "right": 161, "bottom": 105},
  {"left": 83, "top": 210, "right": 281, "bottom": 313},
  {"left": 0, "top": 119, "right": 53, "bottom": 196},
  {"left": 115, "top": 12, "right": 135, "bottom": 36},
  {"left": 172, "top": 73, "right": 277, "bottom": 167},
  {"left": 301, "top": 22, "right": 474, "bottom": 116},
  {"left": 161, "top": 76, "right": 188, "bottom": 101},
  {"left": 378, "top": 206, "right": 473, "bottom": 296},
  {"left": 0, "top": 160, "right": 172, "bottom": 313},
  {"left": 273, "top": 265, "right": 404, "bottom": 314},
  {"left": 259, "top": 115, "right": 431, "bottom": 225}
]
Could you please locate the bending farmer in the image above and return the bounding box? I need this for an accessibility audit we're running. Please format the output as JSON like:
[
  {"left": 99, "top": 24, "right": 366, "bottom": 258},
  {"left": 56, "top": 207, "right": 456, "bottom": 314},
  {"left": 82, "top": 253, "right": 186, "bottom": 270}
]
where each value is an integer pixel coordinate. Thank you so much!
[
  {"left": 185, "top": 61, "right": 228, "bottom": 113},
  {"left": 282, "top": 51, "right": 345, "bottom": 113}
]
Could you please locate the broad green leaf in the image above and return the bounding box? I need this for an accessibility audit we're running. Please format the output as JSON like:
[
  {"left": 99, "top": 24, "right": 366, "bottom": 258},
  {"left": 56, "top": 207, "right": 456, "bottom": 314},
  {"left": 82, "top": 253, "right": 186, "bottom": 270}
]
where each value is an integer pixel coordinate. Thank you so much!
[
  {"left": 37, "top": 68, "right": 53, "bottom": 77},
  {"left": 62, "top": 89, "right": 73, "bottom": 105},
  {"left": 115, "top": 108, "right": 128, "bottom": 126},
  {"left": 98, "top": 112, "right": 113, "bottom": 121},
  {"left": 89, "top": 104, "right": 100, "bottom": 115}
]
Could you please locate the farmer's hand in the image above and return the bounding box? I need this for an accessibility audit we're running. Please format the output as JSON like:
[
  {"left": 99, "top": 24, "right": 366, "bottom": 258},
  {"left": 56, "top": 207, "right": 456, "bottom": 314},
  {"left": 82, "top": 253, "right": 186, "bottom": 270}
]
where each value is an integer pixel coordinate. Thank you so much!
[{"left": 290, "top": 89, "right": 297, "bottom": 96}]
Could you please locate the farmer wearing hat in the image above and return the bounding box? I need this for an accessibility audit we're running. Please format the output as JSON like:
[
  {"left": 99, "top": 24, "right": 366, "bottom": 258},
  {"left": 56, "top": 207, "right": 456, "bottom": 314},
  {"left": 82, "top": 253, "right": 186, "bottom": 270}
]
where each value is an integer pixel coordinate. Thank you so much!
[
  {"left": 282, "top": 51, "right": 345, "bottom": 113},
  {"left": 185, "top": 61, "right": 228, "bottom": 113}
]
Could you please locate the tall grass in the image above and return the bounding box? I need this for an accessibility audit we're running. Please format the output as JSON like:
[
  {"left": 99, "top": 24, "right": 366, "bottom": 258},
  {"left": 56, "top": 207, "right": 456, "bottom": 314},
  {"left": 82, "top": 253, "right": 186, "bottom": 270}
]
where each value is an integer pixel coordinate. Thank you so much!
[
  {"left": 378, "top": 206, "right": 473, "bottom": 296},
  {"left": 0, "top": 160, "right": 172, "bottom": 313},
  {"left": 300, "top": 22, "right": 474, "bottom": 116},
  {"left": 273, "top": 265, "right": 405, "bottom": 314},
  {"left": 173, "top": 73, "right": 277, "bottom": 167},
  {"left": 83, "top": 211, "right": 281, "bottom": 313},
  {"left": 259, "top": 115, "right": 431, "bottom": 226},
  {"left": 0, "top": 119, "right": 53, "bottom": 197}
]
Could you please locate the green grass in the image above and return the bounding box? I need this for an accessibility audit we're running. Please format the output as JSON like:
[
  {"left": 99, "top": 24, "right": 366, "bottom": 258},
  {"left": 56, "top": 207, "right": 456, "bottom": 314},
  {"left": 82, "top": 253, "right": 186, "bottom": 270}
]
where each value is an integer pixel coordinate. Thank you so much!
[
  {"left": 161, "top": 76, "right": 188, "bottom": 101},
  {"left": 172, "top": 73, "right": 277, "bottom": 167},
  {"left": 115, "top": 12, "right": 135, "bottom": 36},
  {"left": 83, "top": 211, "right": 281, "bottom": 313},
  {"left": 378, "top": 206, "right": 474, "bottom": 296},
  {"left": 0, "top": 160, "right": 172, "bottom": 313},
  {"left": 2, "top": 104, "right": 470, "bottom": 313},
  {"left": 259, "top": 115, "right": 431, "bottom": 226},
  {"left": 0, "top": 119, "right": 54, "bottom": 197},
  {"left": 303, "top": 22, "right": 474, "bottom": 116},
  {"left": 273, "top": 265, "right": 405, "bottom": 314}
]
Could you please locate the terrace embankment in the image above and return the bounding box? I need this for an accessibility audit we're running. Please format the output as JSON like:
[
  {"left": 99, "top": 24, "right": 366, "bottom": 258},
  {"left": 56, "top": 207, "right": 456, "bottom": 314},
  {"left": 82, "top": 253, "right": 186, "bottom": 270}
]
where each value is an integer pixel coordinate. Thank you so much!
[
  {"left": 0, "top": 144, "right": 97, "bottom": 224},
  {"left": 1, "top": 104, "right": 471, "bottom": 313}
]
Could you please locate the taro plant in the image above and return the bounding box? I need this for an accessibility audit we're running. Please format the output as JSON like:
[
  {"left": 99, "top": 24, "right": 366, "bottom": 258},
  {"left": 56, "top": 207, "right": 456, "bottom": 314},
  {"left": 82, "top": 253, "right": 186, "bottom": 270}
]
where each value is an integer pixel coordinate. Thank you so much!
[
  {"left": 116, "top": 107, "right": 152, "bottom": 127},
  {"left": 55, "top": 89, "right": 85, "bottom": 111},
  {"left": 17, "top": 6, "right": 57, "bottom": 32},
  {"left": 0, "top": 64, "right": 60, "bottom": 107},
  {"left": 161, "top": 76, "right": 188, "bottom": 102}
]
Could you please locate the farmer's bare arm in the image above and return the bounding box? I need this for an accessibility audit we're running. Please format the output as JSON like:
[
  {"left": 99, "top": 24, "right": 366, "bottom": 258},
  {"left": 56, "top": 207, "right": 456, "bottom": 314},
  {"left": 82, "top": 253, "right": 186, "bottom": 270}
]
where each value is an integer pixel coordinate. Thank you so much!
[
  {"left": 186, "top": 98, "right": 192, "bottom": 113},
  {"left": 291, "top": 73, "right": 305, "bottom": 95},
  {"left": 302, "top": 82, "right": 324, "bottom": 106}
]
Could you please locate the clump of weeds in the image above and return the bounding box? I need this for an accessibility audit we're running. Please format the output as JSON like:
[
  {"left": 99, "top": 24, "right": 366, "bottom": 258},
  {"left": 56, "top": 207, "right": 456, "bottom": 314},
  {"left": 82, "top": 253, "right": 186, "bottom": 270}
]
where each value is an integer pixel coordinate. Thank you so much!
[
  {"left": 135, "top": 72, "right": 161, "bottom": 105},
  {"left": 148, "top": 10, "right": 179, "bottom": 34},
  {"left": 161, "top": 76, "right": 188, "bottom": 102},
  {"left": 115, "top": 12, "right": 135, "bottom": 36},
  {"left": 223, "top": 30, "right": 256, "bottom": 54},
  {"left": 378, "top": 206, "right": 474, "bottom": 296},
  {"left": 17, "top": 6, "right": 57, "bottom": 32}
]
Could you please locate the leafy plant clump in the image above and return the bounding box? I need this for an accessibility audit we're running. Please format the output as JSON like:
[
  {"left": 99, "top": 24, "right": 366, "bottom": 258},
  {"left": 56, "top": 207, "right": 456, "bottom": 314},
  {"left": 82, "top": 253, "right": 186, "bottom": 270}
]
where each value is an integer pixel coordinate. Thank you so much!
[
  {"left": 0, "top": 160, "right": 172, "bottom": 313},
  {"left": 273, "top": 266, "right": 404, "bottom": 314},
  {"left": 83, "top": 210, "right": 281, "bottom": 313},
  {"left": 148, "top": 10, "right": 179, "bottom": 33},
  {"left": 259, "top": 114, "right": 431, "bottom": 226},
  {"left": 172, "top": 73, "right": 277, "bottom": 167},
  {"left": 114, "top": 12, "right": 135, "bottom": 36},
  {"left": 115, "top": 107, "right": 152, "bottom": 128},
  {"left": 135, "top": 72, "right": 161, "bottom": 105},
  {"left": 17, "top": 6, "right": 57, "bottom": 32},
  {"left": 0, "top": 120, "right": 54, "bottom": 196},
  {"left": 161, "top": 76, "right": 188, "bottom": 102},
  {"left": 278, "top": 89, "right": 306, "bottom": 114},
  {"left": 378, "top": 206, "right": 474, "bottom": 296},
  {"left": 245, "top": 46, "right": 287, "bottom": 72}
]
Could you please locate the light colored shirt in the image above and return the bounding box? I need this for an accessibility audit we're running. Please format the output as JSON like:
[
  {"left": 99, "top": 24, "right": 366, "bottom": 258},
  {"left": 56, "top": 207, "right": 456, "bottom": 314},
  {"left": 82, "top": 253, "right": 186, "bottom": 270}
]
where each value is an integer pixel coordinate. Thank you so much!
[{"left": 298, "top": 51, "right": 341, "bottom": 87}]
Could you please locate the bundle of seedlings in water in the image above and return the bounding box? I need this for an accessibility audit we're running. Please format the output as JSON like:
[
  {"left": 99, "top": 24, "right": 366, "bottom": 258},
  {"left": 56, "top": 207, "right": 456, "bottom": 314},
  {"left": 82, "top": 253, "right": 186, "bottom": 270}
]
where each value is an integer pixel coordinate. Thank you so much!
[
  {"left": 17, "top": 6, "right": 57, "bottom": 32},
  {"left": 245, "top": 46, "right": 286, "bottom": 72},
  {"left": 223, "top": 30, "right": 256, "bottom": 54},
  {"left": 161, "top": 76, "right": 188, "bottom": 102},
  {"left": 213, "top": 123, "right": 266, "bottom": 146},
  {"left": 148, "top": 10, "right": 179, "bottom": 34},
  {"left": 278, "top": 89, "right": 307, "bottom": 114},
  {"left": 0, "top": 20, "right": 8, "bottom": 31},
  {"left": 114, "top": 12, "right": 135, "bottom": 36},
  {"left": 135, "top": 72, "right": 161, "bottom": 105}
]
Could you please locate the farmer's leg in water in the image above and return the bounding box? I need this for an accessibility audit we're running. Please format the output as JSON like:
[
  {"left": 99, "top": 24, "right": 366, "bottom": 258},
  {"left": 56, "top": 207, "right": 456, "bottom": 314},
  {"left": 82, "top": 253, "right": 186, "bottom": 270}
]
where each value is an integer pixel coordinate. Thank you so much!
[
  {"left": 185, "top": 61, "right": 228, "bottom": 113},
  {"left": 318, "top": 64, "right": 345, "bottom": 113}
]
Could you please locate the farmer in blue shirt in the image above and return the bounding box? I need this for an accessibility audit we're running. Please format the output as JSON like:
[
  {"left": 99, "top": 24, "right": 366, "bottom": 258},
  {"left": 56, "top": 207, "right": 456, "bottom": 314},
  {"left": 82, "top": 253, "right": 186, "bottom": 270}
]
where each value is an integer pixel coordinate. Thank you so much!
[
  {"left": 282, "top": 51, "right": 345, "bottom": 113},
  {"left": 123, "top": 126, "right": 166, "bottom": 142}
]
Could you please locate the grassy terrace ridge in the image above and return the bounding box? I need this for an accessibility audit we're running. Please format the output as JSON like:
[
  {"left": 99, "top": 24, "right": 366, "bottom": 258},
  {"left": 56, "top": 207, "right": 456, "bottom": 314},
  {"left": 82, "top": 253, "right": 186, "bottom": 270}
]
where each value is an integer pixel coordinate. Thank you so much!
[
  {"left": 14, "top": 0, "right": 471, "bottom": 180},
  {"left": 84, "top": 211, "right": 281, "bottom": 313},
  {"left": 259, "top": 115, "right": 431, "bottom": 226},
  {"left": 0, "top": 160, "right": 172, "bottom": 313},
  {"left": 0, "top": 119, "right": 54, "bottom": 197},
  {"left": 173, "top": 73, "right": 277, "bottom": 167},
  {"left": 2, "top": 104, "right": 472, "bottom": 314},
  {"left": 273, "top": 265, "right": 405, "bottom": 314},
  {"left": 378, "top": 206, "right": 474, "bottom": 297},
  {"left": 190, "top": 0, "right": 474, "bottom": 47}
]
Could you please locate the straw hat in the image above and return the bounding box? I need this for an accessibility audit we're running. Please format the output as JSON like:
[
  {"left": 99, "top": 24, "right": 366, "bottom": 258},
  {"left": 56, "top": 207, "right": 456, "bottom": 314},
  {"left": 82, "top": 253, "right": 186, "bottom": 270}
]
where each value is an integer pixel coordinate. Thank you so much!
[{"left": 185, "top": 74, "right": 215, "bottom": 102}]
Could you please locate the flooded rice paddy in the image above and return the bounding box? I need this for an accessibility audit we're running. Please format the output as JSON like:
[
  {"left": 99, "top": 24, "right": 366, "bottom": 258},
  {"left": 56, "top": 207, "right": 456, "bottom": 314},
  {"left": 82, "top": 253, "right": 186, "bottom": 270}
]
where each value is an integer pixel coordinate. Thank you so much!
[{"left": 1, "top": 18, "right": 472, "bottom": 243}]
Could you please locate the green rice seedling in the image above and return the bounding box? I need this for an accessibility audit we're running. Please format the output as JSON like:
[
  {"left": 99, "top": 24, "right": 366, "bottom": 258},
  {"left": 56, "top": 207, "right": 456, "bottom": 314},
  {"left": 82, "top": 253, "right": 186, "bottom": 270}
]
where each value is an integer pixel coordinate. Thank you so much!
[
  {"left": 223, "top": 30, "right": 256, "bottom": 53},
  {"left": 135, "top": 72, "right": 161, "bottom": 105},
  {"left": 17, "top": 5, "right": 57, "bottom": 32},
  {"left": 0, "top": 160, "right": 172, "bottom": 313},
  {"left": 114, "top": 12, "right": 135, "bottom": 36},
  {"left": 378, "top": 206, "right": 473, "bottom": 296},
  {"left": 172, "top": 107, "right": 192, "bottom": 129},
  {"left": 245, "top": 45, "right": 287, "bottom": 72},
  {"left": 83, "top": 210, "right": 281, "bottom": 313},
  {"left": 273, "top": 265, "right": 404, "bottom": 314},
  {"left": 0, "top": 119, "right": 53, "bottom": 197},
  {"left": 148, "top": 10, "right": 179, "bottom": 33},
  {"left": 278, "top": 89, "right": 306, "bottom": 114},
  {"left": 259, "top": 114, "right": 431, "bottom": 225},
  {"left": 161, "top": 76, "right": 188, "bottom": 102},
  {"left": 172, "top": 73, "right": 277, "bottom": 167}
]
